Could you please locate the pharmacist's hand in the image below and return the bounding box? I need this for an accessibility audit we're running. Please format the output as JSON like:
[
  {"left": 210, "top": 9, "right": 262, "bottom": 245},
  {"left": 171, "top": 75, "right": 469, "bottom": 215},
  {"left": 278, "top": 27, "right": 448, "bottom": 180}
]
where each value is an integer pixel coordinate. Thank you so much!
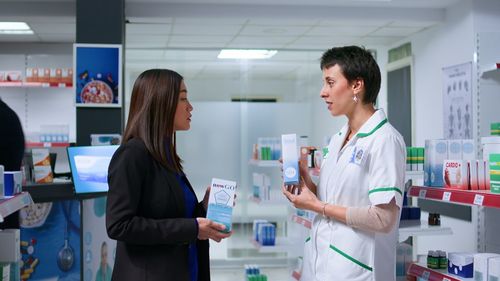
[
  {"left": 196, "top": 218, "right": 231, "bottom": 242},
  {"left": 202, "top": 186, "right": 210, "bottom": 211},
  {"left": 282, "top": 181, "right": 319, "bottom": 211}
]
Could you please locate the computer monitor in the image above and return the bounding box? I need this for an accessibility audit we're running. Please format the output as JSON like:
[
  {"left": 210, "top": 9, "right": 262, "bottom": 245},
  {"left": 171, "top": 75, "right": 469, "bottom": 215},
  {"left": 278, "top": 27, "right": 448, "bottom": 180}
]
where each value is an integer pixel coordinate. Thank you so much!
[{"left": 67, "top": 145, "right": 119, "bottom": 194}]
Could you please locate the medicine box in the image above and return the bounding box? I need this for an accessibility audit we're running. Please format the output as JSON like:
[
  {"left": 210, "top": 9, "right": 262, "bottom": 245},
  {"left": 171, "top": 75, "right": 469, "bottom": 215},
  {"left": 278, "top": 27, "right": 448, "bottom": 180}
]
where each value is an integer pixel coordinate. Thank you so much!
[
  {"left": 448, "top": 252, "right": 473, "bottom": 278},
  {"left": 281, "top": 134, "right": 299, "bottom": 185},
  {"left": 490, "top": 154, "right": 500, "bottom": 193},
  {"left": 206, "top": 178, "right": 237, "bottom": 233},
  {"left": 489, "top": 257, "right": 500, "bottom": 280},
  {"left": 443, "top": 160, "right": 468, "bottom": 190},
  {"left": 474, "top": 253, "right": 500, "bottom": 281}
]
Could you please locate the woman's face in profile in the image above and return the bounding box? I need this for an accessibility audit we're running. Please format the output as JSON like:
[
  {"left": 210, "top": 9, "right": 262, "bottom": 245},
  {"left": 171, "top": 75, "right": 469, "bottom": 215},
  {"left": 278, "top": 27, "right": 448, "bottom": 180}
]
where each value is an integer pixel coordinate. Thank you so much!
[{"left": 173, "top": 80, "right": 193, "bottom": 131}]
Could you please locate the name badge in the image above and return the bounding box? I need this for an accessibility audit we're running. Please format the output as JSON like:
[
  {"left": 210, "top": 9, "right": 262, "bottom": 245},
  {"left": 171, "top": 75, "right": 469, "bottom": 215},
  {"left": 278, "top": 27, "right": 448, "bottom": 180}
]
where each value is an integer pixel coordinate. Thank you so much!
[{"left": 349, "top": 146, "right": 366, "bottom": 166}]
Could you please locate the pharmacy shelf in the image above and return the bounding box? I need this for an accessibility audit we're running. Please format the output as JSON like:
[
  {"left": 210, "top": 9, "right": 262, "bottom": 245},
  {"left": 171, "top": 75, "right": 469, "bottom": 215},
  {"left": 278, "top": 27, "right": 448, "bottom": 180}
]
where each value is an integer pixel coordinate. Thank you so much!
[
  {"left": 481, "top": 62, "right": 500, "bottom": 76},
  {"left": 398, "top": 220, "right": 453, "bottom": 242},
  {"left": 26, "top": 142, "right": 70, "bottom": 148},
  {"left": 408, "top": 186, "right": 500, "bottom": 209},
  {"left": 0, "top": 81, "right": 73, "bottom": 88},
  {"left": 0, "top": 192, "right": 33, "bottom": 223},
  {"left": 250, "top": 237, "right": 293, "bottom": 253},
  {"left": 291, "top": 215, "right": 312, "bottom": 229},
  {"left": 292, "top": 270, "right": 301, "bottom": 280},
  {"left": 249, "top": 159, "right": 280, "bottom": 167},
  {"left": 407, "top": 263, "right": 473, "bottom": 281},
  {"left": 249, "top": 196, "right": 288, "bottom": 205}
]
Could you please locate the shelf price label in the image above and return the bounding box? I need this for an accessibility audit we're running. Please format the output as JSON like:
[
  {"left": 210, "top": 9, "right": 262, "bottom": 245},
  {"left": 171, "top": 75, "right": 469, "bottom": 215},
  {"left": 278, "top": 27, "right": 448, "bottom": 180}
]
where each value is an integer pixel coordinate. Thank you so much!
[
  {"left": 421, "top": 270, "right": 430, "bottom": 280},
  {"left": 442, "top": 278, "right": 451, "bottom": 281},
  {"left": 442, "top": 192, "right": 451, "bottom": 202},
  {"left": 419, "top": 189, "right": 427, "bottom": 198},
  {"left": 474, "top": 194, "right": 484, "bottom": 206}
]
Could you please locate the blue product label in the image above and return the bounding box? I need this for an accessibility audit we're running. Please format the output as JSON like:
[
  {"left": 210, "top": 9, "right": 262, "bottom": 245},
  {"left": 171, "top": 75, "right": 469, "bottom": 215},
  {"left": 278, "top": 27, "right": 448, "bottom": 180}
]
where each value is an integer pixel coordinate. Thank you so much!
[{"left": 206, "top": 203, "right": 232, "bottom": 233}]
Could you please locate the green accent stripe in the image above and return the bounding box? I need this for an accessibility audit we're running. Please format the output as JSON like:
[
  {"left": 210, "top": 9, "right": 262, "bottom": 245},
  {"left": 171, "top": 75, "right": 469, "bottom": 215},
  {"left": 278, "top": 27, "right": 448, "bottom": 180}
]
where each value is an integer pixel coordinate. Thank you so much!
[
  {"left": 369, "top": 187, "right": 403, "bottom": 195},
  {"left": 357, "top": 119, "right": 388, "bottom": 138},
  {"left": 329, "top": 245, "right": 373, "bottom": 271},
  {"left": 305, "top": 237, "right": 311, "bottom": 243}
]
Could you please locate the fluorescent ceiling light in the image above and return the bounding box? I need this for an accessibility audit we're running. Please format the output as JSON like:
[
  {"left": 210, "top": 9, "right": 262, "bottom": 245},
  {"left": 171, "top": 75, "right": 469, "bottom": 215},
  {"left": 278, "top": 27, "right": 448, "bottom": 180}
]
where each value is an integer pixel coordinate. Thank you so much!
[
  {"left": 0, "top": 22, "right": 34, "bottom": 35},
  {"left": 218, "top": 49, "right": 278, "bottom": 59}
]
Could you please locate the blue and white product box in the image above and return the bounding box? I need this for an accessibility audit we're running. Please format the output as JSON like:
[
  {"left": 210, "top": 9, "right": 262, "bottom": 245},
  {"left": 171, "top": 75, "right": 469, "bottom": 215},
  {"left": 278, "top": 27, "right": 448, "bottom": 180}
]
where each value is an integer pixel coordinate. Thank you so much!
[
  {"left": 448, "top": 252, "right": 474, "bottom": 278},
  {"left": 0, "top": 165, "right": 4, "bottom": 199},
  {"left": 469, "top": 161, "right": 479, "bottom": 190},
  {"left": 489, "top": 257, "right": 500, "bottom": 280},
  {"left": 448, "top": 140, "right": 462, "bottom": 160},
  {"left": 461, "top": 139, "right": 475, "bottom": 161},
  {"left": 257, "top": 223, "right": 276, "bottom": 246},
  {"left": 424, "top": 140, "right": 433, "bottom": 186},
  {"left": 252, "top": 220, "right": 268, "bottom": 242},
  {"left": 281, "top": 134, "right": 299, "bottom": 185},
  {"left": 428, "top": 139, "right": 448, "bottom": 187},
  {"left": 206, "top": 178, "right": 237, "bottom": 233},
  {"left": 474, "top": 253, "right": 500, "bottom": 281},
  {"left": 3, "top": 171, "right": 22, "bottom": 196}
]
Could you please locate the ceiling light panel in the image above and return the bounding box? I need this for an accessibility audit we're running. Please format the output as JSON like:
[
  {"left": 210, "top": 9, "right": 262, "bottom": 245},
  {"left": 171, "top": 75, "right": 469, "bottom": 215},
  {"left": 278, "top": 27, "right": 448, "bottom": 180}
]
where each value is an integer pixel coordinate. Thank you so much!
[{"left": 218, "top": 49, "right": 278, "bottom": 59}]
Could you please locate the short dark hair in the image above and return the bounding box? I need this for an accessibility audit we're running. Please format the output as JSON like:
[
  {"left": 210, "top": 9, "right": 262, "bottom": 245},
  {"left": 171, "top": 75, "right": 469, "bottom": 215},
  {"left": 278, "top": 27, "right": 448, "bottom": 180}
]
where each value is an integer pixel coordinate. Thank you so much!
[
  {"left": 320, "top": 46, "right": 380, "bottom": 104},
  {"left": 123, "top": 69, "right": 184, "bottom": 173}
]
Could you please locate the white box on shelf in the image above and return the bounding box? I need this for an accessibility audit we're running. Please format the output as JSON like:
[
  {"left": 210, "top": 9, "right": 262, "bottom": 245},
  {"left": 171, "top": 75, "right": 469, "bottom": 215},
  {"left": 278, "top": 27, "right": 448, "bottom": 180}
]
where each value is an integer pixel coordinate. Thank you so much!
[
  {"left": 206, "top": 178, "right": 237, "bottom": 233},
  {"left": 448, "top": 139, "right": 462, "bottom": 160},
  {"left": 443, "top": 160, "right": 468, "bottom": 190},
  {"left": 462, "top": 139, "right": 475, "bottom": 161},
  {"left": 281, "top": 134, "right": 299, "bottom": 185},
  {"left": 489, "top": 257, "right": 500, "bottom": 280},
  {"left": 469, "top": 161, "right": 478, "bottom": 190},
  {"left": 474, "top": 253, "right": 500, "bottom": 281},
  {"left": 0, "top": 229, "right": 20, "bottom": 263}
]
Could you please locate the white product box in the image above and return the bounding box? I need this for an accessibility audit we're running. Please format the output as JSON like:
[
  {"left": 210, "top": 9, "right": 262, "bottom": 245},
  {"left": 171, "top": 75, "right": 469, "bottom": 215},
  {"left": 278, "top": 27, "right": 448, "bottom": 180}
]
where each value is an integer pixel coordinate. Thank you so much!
[
  {"left": 424, "top": 141, "right": 432, "bottom": 186},
  {"left": 427, "top": 139, "right": 448, "bottom": 187},
  {"left": 32, "top": 148, "right": 51, "bottom": 166},
  {"left": 482, "top": 137, "right": 500, "bottom": 161},
  {"left": 462, "top": 139, "right": 475, "bottom": 160},
  {"left": 0, "top": 229, "right": 20, "bottom": 263},
  {"left": 443, "top": 160, "right": 468, "bottom": 190},
  {"left": 448, "top": 140, "right": 462, "bottom": 160},
  {"left": 206, "top": 178, "right": 237, "bottom": 233},
  {"left": 33, "top": 166, "right": 53, "bottom": 184},
  {"left": 281, "top": 134, "right": 299, "bottom": 185},
  {"left": 474, "top": 253, "right": 500, "bottom": 281},
  {"left": 469, "top": 161, "right": 478, "bottom": 190},
  {"left": 489, "top": 257, "right": 500, "bottom": 280},
  {"left": 478, "top": 160, "right": 486, "bottom": 190},
  {"left": 0, "top": 263, "right": 9, "bottom": 281}
]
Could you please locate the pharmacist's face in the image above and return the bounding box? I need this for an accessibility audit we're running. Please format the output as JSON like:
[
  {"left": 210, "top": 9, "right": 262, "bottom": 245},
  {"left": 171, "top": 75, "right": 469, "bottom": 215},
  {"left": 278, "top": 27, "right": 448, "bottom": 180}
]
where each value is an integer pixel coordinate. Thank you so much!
[
  {"left": 173, "top": 80, "right": 193, "bottom": 131},
  {"left": 320, "top": 64, "right": 355, "bottom": 116}
]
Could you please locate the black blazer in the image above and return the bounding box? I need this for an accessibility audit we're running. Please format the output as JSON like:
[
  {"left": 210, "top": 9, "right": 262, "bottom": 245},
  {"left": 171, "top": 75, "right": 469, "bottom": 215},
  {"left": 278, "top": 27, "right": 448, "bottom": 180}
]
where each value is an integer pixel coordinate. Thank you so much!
[{"left": 106, "top": 138, "right": 210, "bottom": 281}]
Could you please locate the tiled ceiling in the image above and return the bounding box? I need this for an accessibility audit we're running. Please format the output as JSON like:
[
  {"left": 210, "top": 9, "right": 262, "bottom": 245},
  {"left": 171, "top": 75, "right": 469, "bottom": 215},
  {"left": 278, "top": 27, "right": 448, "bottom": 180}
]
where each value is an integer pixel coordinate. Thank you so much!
[{"left": 0, "top": 0, "right": 463, "bottom": 83}]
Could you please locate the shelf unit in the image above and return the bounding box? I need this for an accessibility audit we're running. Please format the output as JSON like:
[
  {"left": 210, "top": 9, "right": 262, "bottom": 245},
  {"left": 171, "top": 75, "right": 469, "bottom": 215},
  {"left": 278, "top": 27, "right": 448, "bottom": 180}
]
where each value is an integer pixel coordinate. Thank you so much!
[
  {"left": 0, "top": 82, "right": 73, "bottom": 88},
  {"left": 398, "top": 220, "right": 453, "bottom": 242},
  {"left": 408, "top": 186, "right": 500, "bottom": 209},
  {"left": 408, "top": 263, "right": 472, "bottom": 281},
  {"left": 248, "top": 159, "right": 280, "bottom": 167},
  {"left": 480, "top": 62, "right": 499, "bottom": 77},
  {"left": 25, "top": 141, "right": 70, "bottom": 148},
  {"left": 0, "top": 192, "right": 33, "bottom": 223}
]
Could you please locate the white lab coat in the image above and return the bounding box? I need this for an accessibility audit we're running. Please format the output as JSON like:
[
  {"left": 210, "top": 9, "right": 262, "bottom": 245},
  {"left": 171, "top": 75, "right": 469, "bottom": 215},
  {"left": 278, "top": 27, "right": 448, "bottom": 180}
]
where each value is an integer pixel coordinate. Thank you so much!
[{"left": 301, "top": 109, "right": 406, "bottom": 281}]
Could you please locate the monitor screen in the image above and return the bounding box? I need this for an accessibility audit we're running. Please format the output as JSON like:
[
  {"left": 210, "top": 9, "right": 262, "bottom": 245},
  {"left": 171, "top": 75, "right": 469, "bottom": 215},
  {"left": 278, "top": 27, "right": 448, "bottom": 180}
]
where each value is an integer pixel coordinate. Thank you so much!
[{"left": 67, "top": 145, "right": 119, "bottom": 194}]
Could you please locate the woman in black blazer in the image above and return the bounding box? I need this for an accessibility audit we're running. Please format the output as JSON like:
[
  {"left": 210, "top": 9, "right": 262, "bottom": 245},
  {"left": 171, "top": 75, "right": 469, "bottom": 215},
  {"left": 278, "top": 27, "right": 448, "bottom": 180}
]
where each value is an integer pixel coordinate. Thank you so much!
[{"left": 106, "top": 69, "right": 230, "bottom": 281}]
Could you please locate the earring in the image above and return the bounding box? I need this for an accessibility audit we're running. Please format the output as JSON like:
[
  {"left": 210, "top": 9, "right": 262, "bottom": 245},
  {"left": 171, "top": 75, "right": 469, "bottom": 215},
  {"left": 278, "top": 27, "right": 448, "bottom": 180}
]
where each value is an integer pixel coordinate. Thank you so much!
[{"left": 353, "top": 94, "right": 358, "bottom": 103}]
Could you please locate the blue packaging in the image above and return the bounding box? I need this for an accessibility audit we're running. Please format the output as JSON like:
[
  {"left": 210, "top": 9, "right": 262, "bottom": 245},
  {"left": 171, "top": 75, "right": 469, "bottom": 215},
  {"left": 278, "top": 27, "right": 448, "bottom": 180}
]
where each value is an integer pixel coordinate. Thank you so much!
[{"left": 4, "top": 171, "right": 22, "bottom": 196}]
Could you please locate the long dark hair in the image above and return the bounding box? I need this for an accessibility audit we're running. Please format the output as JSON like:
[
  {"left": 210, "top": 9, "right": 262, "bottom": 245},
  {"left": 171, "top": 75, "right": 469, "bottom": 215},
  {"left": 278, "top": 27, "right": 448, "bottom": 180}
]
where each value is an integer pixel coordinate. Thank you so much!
[{"left": 123, "top": 69, "right": 183, "bottom": 173}]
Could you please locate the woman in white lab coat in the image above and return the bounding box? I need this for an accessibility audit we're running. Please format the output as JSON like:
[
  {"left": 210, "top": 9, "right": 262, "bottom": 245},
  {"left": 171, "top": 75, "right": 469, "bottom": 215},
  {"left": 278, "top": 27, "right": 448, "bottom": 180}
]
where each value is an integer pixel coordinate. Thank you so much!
[{"left": 283, "top": 46, "right": 406, "bottom": 281}]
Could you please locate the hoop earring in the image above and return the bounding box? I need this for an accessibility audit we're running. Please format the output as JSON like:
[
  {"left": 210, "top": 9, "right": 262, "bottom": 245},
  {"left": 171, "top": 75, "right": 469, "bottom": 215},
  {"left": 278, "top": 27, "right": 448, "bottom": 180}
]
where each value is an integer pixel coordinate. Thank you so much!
[{"left": 353, "top": 94, "right": 359, "bottom": 103}]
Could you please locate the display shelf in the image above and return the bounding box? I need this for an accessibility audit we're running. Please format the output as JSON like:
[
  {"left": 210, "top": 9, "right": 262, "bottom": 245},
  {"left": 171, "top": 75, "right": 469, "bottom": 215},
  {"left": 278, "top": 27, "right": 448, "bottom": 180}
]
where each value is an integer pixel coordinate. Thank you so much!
[
  {"left": 0, "top": 192, "right": 33, "bottom": 223},
  {"left": 481, "top": 62, "right": 500, "bottom": 76},
  {"left": 407, "top": 263, "right": 473, "bottom": 281},
  {"left": 23, "top": 182, "right": 74, "bottom": 203},
  {"left": 249, "top": 159, "right": 280, "bottom": 167},
  {"left": 408, "top": 186, "right": 500, "bottom": 209},
  {"left": 291, "top": 214, "right": 312, "bottom": 229},
  {"left": 250, "top": 237, "right": 293, "bottom": 253},
  {"left": 398, "top": 220, "right": 452, "bottom": 242},
  {"left": 292, "top": 270, "right": 301, "bottom": 280},
  {"left": 249, "top": 196, "right": 287, "bottom": 205},
  {"left": 26, "top": 142, "right": 70, "bottom": 148},
  {"left": 0, "top": 81, "right": 73, "bottom": 88}
]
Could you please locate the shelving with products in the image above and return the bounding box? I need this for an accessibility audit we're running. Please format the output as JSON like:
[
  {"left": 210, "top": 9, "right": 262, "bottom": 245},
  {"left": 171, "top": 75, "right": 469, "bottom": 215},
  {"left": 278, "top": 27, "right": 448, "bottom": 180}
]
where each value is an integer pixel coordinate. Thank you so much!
[
  {"left": 408, "top": 263, "right": 472, "bottom": 281},
  {"left": 0, "top": 192, "right": 33, "bottom": 223}
]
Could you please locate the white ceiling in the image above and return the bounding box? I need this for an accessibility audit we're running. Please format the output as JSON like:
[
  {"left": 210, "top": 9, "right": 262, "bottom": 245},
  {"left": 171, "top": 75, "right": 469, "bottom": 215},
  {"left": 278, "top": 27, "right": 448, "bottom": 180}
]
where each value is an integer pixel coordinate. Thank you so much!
[{"left": 0, "top": 0, "right": 464, "bottom": 86}]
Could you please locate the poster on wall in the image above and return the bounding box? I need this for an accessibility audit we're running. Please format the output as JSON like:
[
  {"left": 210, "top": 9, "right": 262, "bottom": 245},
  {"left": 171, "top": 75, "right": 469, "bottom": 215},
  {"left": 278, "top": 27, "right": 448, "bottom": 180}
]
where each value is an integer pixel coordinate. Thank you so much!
[
  {"left": 442, "top": 62, "right": 473, "bottom": 139},
  {"left": 73, "top": 44, "right": 122, "bottom": 107},
  {"left": 19, "top": 200, "right": 81, "bottom": 280},
  {"left": 83, "top": 197, "right": 116, "bottom": 281}
]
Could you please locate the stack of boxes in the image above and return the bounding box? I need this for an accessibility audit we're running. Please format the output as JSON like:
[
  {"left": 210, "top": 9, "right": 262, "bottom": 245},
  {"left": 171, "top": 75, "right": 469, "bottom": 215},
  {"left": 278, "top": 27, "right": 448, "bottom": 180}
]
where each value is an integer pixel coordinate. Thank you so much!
[
  {"left": 252, "top": 220, "right": 276, "bottom": 246},
  {"left": 406, "top": 147, "right": 424, "bottom": 171}
]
